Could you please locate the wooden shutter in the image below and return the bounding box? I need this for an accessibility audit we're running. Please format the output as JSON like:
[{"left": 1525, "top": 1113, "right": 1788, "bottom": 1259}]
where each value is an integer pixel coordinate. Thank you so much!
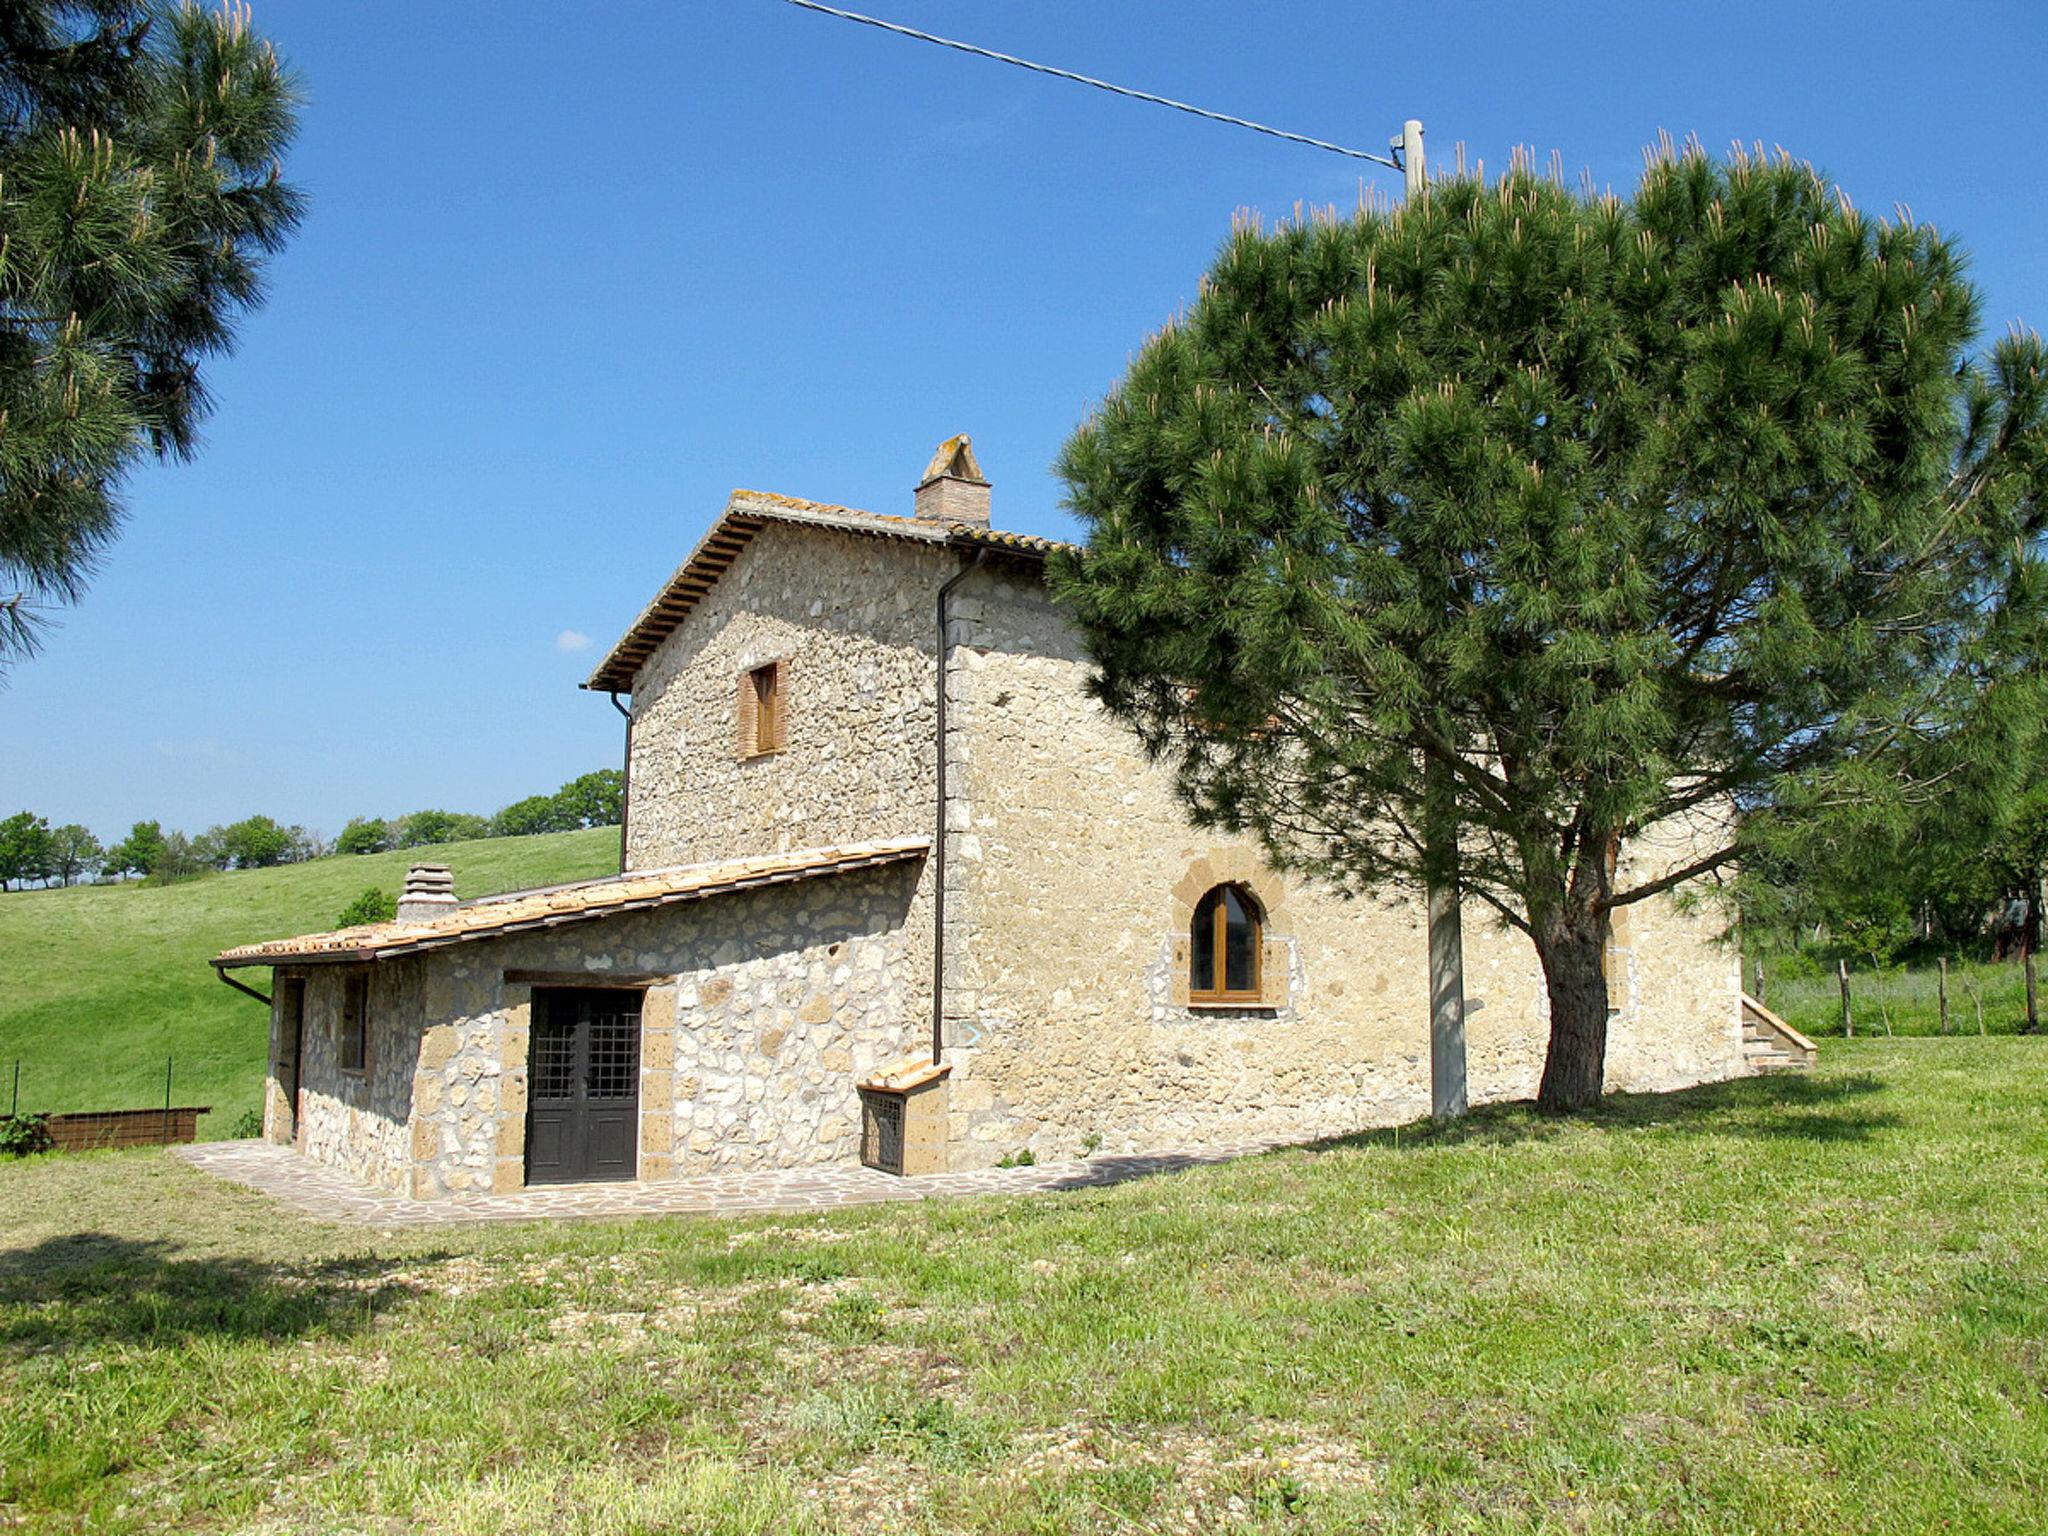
[{"left": 740, "top": 661, "right": 785, "bottom": 757}]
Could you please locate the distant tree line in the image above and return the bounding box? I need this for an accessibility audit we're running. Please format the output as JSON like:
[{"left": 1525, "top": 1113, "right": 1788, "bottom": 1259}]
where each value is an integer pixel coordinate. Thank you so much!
[
  {"left": 0, "top": 769, "right": 623, "bottom": 891},
  {"left": 1744, "top": 774, "right": 2048, "bottom": 975},
  {"left": 0, "top": 814, "right": 114, "bottom": 889},
  {"left": 331, "top": 770, "right": 623, "bottom": 855}
]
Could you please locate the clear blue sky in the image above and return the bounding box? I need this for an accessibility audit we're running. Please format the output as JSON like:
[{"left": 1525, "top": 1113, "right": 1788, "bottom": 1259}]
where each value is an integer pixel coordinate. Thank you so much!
[{"left": 7, "top": 0, "right": 2045, "bottom": 842}]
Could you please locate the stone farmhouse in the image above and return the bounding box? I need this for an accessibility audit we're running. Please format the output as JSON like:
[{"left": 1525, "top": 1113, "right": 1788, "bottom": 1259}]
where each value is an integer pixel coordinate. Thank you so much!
[{"left": 215, "top": 438, "right": 1798, "bottom": 1201}]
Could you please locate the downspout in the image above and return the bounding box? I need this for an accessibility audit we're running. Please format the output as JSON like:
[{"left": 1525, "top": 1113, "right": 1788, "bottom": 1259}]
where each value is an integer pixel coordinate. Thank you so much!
[
  {"left": 932, "top": 546, "right": 988, "bottom": 1065},
  {"left": 211, "top": 963, "right": 272, "bottom": 1009},
  {"left": 609, "top": 690, "right": 632, "bottom": 874}
]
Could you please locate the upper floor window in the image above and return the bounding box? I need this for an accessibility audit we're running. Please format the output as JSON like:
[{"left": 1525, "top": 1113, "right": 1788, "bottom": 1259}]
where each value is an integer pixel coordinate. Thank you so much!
[
  {"left": 1190, "top": 883, "right": 1262, "bottom": 1003},
  {"left": 740, "top": 660, "right": 787, "bottom": 757},
  {"left": 340, "top": 974, "right": 369, "bottom": 1073}
]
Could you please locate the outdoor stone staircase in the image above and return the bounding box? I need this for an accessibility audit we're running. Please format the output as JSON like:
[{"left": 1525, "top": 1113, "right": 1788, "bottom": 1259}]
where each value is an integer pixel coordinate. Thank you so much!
[{"left": 1742, "top": 993, "right": 1817, "bottom": 1072}]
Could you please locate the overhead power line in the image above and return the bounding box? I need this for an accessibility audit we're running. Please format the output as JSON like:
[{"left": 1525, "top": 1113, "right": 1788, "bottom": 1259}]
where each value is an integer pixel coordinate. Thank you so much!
[{"left": 780, "top": 0, "right": 1404, "bottom": 171}]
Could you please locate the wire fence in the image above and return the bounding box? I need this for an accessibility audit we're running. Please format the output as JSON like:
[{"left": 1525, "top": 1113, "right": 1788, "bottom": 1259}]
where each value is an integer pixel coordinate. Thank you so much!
[
  {"left": 4, "top": 1054, "right": 228, "bottom": 1126},
  {"left": 1754, "top": 954, "right": 2039, "bottom": 1038}
]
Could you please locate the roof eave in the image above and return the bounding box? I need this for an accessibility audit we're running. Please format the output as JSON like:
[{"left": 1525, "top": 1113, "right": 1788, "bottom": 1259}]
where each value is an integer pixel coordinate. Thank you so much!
[
  {"left": 213, "top": 948, "right": 380, "bottom": 972},
  {"left": 580, "top": 488, "right": 768, "bottom": 693},
  {"left": 580, "top": 492, "right": 1069, "bottom": 696},
  {"left": 209, "top": 839, "right": 930, "bottom": 969}
]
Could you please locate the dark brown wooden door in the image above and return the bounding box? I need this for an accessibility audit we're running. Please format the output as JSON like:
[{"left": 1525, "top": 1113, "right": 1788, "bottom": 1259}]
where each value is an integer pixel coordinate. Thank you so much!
[
  {"left": 524, "top": 989, "right": 641, "bottom": 1184},
  {"left": 279, "top": 979, "right": 306, "bottom": 1144}
]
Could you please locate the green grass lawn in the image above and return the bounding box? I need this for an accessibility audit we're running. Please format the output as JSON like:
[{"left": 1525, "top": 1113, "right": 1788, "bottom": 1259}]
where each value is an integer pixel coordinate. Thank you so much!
[
  {"left": 0, "top": 830, "right": 621, "bottom": 1133},
  {"left": 2, "top": 1037, "right": 2043, "bottom": 1534}
]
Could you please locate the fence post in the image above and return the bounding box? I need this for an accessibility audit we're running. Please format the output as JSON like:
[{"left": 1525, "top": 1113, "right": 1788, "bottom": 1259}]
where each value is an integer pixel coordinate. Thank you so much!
[
  {"left": 1939, "top": 956, "right": 1950, "bottom": 1035},
  {"left": 8, "top": 1059, "right": 16, "bottom": 1118},
  {"left": 163, "top": 1055, "right": 172, "bottom": 1146},
  {"left": 1839, "top": 959, "right": 1853, "bottom": 1038},
  {"left": 1964, "top": 974, "right": 1986, "bottom": 1034}
]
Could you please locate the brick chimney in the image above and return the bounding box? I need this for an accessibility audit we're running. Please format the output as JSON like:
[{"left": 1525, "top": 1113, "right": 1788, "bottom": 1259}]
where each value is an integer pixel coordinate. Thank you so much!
[
  {"left": 398, "top": 863, "right": 456, "bottom": 922},
  {"left": 913, "top": 435, "right": 991, "bottom": 528}
]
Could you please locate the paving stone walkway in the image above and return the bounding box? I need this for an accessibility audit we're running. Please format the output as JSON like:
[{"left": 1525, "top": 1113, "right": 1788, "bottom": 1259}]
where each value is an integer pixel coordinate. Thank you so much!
[{"left": 174, "top": 1138, "right": 1284, "bottom": 1228}]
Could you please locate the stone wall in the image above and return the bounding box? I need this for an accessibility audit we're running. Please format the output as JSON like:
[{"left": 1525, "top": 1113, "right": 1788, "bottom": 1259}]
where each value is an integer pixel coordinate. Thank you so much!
[
  {"left": 1599, "top": 810, "right": 1748, "bottom": 1093},
  {"left": 393, "top": 861, "right": 923, "bottom": 1198},
  {"left": 936, "top": 564, "right": 1746, "bottom": 1167},
  {"left": 264, "top": 960, "right": 425, "bottom": 1194},
  {"left": 625, "top": 522, "right": 950, "bottom": 867},
  {"left": 1452, "top": 807, "right": 1745, "bottom": 1104}
]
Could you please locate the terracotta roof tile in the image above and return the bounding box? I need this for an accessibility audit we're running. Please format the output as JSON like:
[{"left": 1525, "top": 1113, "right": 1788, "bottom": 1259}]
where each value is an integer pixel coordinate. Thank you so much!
[{"left": 213, "top": 838, "right": 929, "bottom": 969}]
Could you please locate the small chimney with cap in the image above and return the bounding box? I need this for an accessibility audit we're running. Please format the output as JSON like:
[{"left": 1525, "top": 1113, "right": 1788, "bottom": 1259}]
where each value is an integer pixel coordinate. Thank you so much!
[
  {"left": 397, "top": 863, "right": 457, "bottom": 922},
  {"left": 913, "top": 435, "right": 991, "bottom": 528}
]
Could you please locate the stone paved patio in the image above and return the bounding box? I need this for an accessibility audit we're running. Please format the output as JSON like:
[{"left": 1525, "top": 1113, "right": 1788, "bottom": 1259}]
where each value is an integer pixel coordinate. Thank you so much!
[{"left": 174, "top": 1138, "right": 1285, "bottom": 1228}]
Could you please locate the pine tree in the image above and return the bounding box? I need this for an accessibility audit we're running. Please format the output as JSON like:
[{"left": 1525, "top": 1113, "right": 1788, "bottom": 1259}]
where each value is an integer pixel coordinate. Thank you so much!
[
  {"left": 0, "top": 2, "right": 303, "bottom": 665},
  {"left": 1053, "top": 142, "right": 2048, "bottom": 1111}
]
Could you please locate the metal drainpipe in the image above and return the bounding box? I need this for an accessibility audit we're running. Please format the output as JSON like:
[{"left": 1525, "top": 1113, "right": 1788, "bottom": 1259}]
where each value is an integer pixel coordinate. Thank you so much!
[
  {"left": 609, "top": 691, "right": 632, "bottom": 873},
  {"left": 932, "top": 546, "right": 987, "bottom": 1066},
  {"left": 211, "top": 963, "right": 272, "bottom": 1008}
]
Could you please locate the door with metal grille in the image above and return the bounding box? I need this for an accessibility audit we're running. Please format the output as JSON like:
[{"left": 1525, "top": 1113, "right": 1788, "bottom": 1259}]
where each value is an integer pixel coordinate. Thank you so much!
[
  {"left": 859, "top": 1088, "right": 905, "bottom": 1174},
  {"left": 524, "top": 988, "right": 642, "bottom": 1184}
]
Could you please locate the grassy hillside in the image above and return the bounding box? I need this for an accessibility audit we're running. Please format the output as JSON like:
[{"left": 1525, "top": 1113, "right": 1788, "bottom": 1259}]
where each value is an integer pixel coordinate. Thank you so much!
[
  {"left": 0, "top": 828, "right": 621, "bottom": 1133},
  {"left": 3, "top": 1039, "right": 2044, "bottom": 1532}
]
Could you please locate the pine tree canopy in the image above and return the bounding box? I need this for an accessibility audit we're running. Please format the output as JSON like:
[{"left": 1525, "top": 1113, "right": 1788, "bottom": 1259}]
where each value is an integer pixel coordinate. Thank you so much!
[
  {"left": 1052, "top": 141, "right": 2048, "bottom": 1109},
  {"left": 0, "top": 1, "right": 303, "bottom": 665}
]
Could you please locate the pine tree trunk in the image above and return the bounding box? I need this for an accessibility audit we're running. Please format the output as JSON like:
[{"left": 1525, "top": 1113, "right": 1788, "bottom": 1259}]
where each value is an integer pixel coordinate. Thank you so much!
[
  {"left": 1534, "top": 904, "right": 1610, "bottom": 1111},
  {"left": 1530, "top": 829, "right": 1619, "bottom": 1114}
]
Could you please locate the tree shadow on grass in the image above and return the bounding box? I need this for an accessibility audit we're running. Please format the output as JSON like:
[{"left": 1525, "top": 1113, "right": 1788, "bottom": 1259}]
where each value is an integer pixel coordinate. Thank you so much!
[
  {"left": 1299, "top": 1070, "right": 1901, "bottom": 1159},
  {"left": 1023, "top": 1075, "right": 1900, "bottom": 1197},
  {"left": 0, "top": 1233, "right": 449, "bottom": 1352},
  {"left": 1038, "top": 1151, "right": 1255, "bottom": 1195}
]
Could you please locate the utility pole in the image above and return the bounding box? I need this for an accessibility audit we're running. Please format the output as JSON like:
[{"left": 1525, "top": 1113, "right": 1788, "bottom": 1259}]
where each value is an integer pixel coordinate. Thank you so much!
[
  {"left": 1397, "top": 118, "right": 1425, "bottom": 200},
  {"left": 1396, "top": 117, "right": 1469, "bottom": 1121},
  {"left": 1425, "top": 758, "right": 1468, "bottom": 1120}
]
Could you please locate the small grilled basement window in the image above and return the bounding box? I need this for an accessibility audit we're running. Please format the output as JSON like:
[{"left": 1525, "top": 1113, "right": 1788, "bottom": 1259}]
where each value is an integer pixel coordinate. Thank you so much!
[
  {"left": 339, "top": 974, "right": 369, "bottom": 1074},
  {"left": 859, "top": 1088, "right": 905, "bottom": 1175},
  {"left": 740, "top": 660, "right": 787, "bottom": 758},
  {"left": 1190, "top": 883, "right": 1263, "bottom": 1004}
]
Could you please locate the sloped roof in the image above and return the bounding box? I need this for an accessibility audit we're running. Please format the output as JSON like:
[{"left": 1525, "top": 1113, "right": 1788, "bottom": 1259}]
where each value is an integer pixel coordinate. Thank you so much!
[
  {"left": 213, "top": 838, "right": 929, "bottom": 969},
  {"left": 582, "top": 489, "right": 1071, "bottom": 694}
]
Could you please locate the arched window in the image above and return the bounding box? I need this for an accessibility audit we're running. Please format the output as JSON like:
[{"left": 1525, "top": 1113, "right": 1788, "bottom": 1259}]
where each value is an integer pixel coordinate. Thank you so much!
[{"left": 1190, "top": 884, "right": 1262, "bottom": 1003}]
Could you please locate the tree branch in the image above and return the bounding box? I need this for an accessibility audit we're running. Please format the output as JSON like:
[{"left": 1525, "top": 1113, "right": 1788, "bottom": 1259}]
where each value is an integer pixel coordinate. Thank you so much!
[{"left": 1606, "top": 844, "right": 1740, "bottom": 910}]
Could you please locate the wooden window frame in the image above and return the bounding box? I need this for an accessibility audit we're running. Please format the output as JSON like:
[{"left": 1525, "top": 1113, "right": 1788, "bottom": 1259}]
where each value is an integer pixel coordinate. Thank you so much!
[
  {"left": 1189, "top": 883, "right": 1265, "bottom": 1005},
  {"left": 339, "top": 973, "right": 370, "bottom": 1076},
  {"left": 739, "top": 659, "right": 787, "bottom": 759}
]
